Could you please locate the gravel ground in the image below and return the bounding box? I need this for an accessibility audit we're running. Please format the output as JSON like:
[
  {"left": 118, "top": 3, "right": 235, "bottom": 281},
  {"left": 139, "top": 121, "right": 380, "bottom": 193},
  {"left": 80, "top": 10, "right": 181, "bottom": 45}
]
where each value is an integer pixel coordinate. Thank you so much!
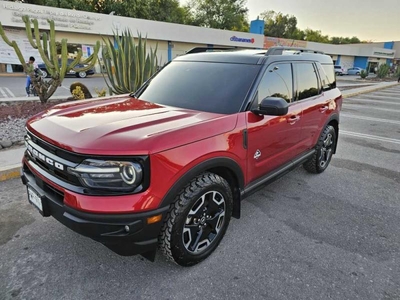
[{"left": 0, "top": 100, "right": 65, "bottom": 150}]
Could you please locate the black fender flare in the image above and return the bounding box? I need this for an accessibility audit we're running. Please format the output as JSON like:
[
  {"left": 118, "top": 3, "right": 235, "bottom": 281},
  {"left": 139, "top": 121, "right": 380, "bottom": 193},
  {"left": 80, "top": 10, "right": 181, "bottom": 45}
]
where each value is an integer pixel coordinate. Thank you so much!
[
  {"left": 321, "top": 113, "right": 340, "bottom": 153},
  {"left": 159, "top": 157, "right": 245, "bottom": 218}
]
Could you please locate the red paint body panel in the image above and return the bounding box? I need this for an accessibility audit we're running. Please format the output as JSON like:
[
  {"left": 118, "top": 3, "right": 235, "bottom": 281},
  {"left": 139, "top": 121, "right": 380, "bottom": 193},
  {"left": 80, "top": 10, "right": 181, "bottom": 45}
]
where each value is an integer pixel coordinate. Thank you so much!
[
  {"left": 24, "top": 89, "right": 341, "bottom": 214},
  {"left": 26, "top": 97, "right": 236, "bottom": 155}
]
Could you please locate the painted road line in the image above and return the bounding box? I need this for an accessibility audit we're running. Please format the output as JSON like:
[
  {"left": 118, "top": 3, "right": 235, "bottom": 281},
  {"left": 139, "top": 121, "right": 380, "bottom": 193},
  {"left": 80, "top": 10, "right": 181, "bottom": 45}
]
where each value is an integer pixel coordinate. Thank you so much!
[
  {"left": 341, "top": 130, "right": 400, "bottom": 145},
  {"left": 342, "top": 104, "right": 400, "bottom": 113},
  {"left": 0, "top": 87, "right": 7, "bottom": 98},
  {"left": 344, "top": 99, "right": 400, "bottom": 106},
  {"left": 4, "top": 87, "right": 15, "bottom": 98},
  {"left": 340, "top": 113, "right": 400, "bottom": 125}
]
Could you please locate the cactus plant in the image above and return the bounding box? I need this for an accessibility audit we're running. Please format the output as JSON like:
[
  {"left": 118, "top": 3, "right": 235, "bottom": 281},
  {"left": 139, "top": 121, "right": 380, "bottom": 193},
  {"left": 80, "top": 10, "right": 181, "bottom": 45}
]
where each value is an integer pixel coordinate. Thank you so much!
[
  {"left": 101, "top": 29, "right": 158, "bottom": 95},
  {"left": 70, "top": 82, "right": 93, "bottom": 99},
  {"left": 0, "top": 16, "right": 100, "bottom": 103}
]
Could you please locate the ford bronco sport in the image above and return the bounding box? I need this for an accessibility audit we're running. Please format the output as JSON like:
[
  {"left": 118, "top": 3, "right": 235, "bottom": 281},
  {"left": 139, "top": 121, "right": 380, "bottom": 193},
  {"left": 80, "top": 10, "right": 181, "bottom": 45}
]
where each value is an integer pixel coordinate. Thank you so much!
[{"left": 21, "top": 46, "right": 342, "bottom": 266}]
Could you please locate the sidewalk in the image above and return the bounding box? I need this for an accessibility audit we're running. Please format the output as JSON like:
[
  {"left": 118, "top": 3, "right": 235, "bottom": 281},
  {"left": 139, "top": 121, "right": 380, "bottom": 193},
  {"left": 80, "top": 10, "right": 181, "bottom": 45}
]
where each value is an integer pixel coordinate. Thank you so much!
[
  {"left": 0, "top": 81, "right": 398, "bottom": 181},
  {"left": 0, "top": 147, "right": 25, "bottom": 181}
]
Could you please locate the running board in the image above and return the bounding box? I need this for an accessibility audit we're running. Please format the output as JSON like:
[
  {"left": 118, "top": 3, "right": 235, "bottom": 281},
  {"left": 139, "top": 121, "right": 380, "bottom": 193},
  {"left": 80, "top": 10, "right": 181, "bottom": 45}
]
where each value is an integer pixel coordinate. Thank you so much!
[{"left": 242, "top": 149, "right": 315, "bottom": 198}]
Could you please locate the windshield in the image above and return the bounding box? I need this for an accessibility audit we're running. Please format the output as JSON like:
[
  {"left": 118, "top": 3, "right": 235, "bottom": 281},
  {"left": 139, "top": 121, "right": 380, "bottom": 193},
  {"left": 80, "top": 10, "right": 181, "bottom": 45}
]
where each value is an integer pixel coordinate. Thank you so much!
[{"left": 136, "top": 61, "right": 261, "bottom": 114}]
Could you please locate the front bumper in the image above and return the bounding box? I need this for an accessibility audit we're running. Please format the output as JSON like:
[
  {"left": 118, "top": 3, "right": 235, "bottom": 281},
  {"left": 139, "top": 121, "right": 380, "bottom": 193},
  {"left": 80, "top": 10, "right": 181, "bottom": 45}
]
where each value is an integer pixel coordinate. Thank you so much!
[{"left": 21, "top": 164, "right": 169, "bottom": 258}]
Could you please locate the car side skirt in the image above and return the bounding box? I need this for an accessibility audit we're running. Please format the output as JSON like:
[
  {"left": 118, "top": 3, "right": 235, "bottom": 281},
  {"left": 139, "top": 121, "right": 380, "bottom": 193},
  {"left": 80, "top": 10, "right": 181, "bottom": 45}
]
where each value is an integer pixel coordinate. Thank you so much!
[{"left": 242, "top": 149, "right": 316, "bottom": 199}]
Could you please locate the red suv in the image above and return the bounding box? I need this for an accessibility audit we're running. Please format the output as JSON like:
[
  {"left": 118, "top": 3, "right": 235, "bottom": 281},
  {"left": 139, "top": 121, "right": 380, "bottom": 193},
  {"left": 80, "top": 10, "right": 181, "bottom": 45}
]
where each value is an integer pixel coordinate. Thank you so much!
[{"left": 21, "top": 47, "right": 342, "bottom": 266}]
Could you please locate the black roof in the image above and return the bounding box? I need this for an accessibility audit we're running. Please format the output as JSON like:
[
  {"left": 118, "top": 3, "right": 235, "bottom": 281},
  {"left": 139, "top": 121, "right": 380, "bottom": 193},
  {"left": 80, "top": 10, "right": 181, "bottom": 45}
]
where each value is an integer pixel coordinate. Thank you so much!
[{"left": 174, "top": 47, "right": 333, "bottom": 65}]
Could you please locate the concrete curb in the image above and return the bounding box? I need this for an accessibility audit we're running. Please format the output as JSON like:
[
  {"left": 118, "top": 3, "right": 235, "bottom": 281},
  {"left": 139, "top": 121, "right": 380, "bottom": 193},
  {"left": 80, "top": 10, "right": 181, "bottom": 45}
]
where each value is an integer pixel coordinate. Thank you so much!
[
  {"left": 342, "top": 82, "right": 398, "bottom": 98},
  {"left": 0, "top": 164, "right": 21, "bottom": 182}
]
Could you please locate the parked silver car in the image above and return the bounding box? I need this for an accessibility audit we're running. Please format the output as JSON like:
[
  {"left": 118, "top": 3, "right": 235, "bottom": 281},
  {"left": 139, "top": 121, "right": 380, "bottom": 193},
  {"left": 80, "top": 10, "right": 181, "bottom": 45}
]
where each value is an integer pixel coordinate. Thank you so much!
[{"left": 347, "top": 67, "right": 365, "bottom": 75}]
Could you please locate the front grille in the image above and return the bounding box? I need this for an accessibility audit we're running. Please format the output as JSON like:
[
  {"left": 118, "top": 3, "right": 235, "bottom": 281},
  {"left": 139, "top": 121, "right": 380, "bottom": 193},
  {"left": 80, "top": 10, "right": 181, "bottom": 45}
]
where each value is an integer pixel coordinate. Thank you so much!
[
  {"left": 25, "top": 131, "right": 82, "bottom": 186},
  {"left": 27, "top": 131, "right": 83, "bottom": 163},
  {"left": 23, "top": 164, "right": 64, "bottom": 205}
]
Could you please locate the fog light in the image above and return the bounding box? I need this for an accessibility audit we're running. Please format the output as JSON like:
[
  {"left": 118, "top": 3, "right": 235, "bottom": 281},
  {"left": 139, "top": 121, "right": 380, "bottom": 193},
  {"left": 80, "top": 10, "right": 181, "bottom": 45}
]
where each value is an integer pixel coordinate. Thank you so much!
[{"left": 124, "top": 225, "right": 130, "bottom": 232}]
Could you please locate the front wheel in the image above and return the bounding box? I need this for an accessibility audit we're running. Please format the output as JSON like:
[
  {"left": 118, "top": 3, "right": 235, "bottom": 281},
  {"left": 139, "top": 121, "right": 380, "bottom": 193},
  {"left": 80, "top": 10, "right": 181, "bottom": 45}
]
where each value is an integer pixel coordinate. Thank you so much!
[
  {"left": 159, "top": 173, "right": 233, "bottom": 266},
  {"left": 77, "top": 71, "right": 87, "bottom": 78},
  {"left": 303, "top": 125, "right": 336, "bottom": 174}
]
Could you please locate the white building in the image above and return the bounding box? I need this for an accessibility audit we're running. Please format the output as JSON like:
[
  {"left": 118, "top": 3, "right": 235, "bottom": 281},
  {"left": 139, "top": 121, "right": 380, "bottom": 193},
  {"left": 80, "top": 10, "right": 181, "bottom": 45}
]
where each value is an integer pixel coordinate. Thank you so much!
[{"left": 0, "top": 0, "right": 398, "bottom": 74}]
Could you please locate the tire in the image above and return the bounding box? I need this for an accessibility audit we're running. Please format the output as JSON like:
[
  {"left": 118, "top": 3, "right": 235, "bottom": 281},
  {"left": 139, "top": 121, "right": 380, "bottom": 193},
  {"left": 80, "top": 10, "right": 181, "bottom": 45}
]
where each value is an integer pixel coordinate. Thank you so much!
[
  {"left": 356, "top": 72, "right": 360, "bottom": 75},
  {"left": 303, "top": 125, "right": 336, "bottom": 174},
  {"left": 77, "top": 71, "right": 87, "bottom": 78},
  {"left": 40, "top": 69, "right": 49, "bottom": 78},
  {"left": 159, "top": 172, "right": 233, "bottom": 266}
]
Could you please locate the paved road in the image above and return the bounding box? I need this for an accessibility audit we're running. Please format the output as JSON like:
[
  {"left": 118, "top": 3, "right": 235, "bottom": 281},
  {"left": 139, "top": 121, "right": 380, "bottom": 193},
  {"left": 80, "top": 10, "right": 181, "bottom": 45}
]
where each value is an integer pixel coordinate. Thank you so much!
[
  {"left": 0, "top": 75, "right": 109, "bottom": 98},
  {"left": 0, "top": 86, "right": 399, "bottom": 300}
]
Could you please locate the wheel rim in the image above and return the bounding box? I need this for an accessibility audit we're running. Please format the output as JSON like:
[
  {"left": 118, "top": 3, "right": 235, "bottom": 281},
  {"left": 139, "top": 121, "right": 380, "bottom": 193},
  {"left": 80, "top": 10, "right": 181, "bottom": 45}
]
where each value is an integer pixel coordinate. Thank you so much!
[
  {"left": 319, "top": 133, "right": 334, "bottom": 168},
  {"left": 41, "top": 70, "right": 47, "bottom": 78},
  {"left": 79, "top": 71, "right": 87, "bottom": 78},
  {"left": 182, "top": 191, "right": 226, "bottom": 254}
]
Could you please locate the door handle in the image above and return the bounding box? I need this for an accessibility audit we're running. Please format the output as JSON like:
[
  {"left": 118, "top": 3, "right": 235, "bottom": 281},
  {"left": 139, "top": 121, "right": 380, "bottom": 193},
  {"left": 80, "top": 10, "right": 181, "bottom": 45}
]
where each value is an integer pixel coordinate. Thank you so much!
[
  {"left": 287, "top": 115, "right": 300, "bottom": 125},
  {"left": 320, "top": 106, "right": 329, "bottom": 113}
]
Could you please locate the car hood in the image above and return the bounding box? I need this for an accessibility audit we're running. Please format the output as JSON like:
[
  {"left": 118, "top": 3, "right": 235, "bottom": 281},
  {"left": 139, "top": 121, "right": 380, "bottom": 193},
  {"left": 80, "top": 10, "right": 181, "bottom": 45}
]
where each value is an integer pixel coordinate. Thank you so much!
[{"left": 26, "top": 96, "right": 238, "bottom": 155}]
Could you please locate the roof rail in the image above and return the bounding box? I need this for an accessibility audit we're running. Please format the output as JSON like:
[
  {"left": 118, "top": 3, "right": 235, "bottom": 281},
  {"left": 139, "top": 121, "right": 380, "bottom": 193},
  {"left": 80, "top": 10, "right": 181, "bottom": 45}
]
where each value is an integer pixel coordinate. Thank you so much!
[
  {"left": 265, "top": 46, "right": 325, "bottom": 55},
  {"left": 186, "top": 47, "right": 238, "bottom": 54}
]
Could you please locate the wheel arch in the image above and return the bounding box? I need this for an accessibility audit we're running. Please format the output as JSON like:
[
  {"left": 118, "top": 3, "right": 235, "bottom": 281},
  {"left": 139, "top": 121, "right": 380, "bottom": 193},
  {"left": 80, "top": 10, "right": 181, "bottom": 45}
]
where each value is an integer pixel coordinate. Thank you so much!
[
  {"left": 325, "top": 114, "right": 339, "bottom": 154},
  {"left": 159, "top": 157, "right": 245, "bottom": 219}
]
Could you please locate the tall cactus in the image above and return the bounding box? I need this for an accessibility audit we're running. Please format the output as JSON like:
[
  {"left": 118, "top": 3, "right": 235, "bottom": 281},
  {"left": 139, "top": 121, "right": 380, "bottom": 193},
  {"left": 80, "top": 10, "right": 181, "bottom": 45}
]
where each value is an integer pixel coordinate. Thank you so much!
[
  {"left": 0, "top": 16, "right": 100, "bottom": 103},
  {"left": 102, "top": 29, "right": 158, "bottom": 95}
]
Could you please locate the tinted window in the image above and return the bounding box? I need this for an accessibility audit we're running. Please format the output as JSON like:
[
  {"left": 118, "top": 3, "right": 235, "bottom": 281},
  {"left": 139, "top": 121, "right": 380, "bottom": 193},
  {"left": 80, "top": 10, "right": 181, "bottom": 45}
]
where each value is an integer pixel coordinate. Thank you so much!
[
  {"left": 321, "top": 64, "right": 336, "bottom": 89},
  {"left": 255, "top": 63, "right": 293, "bottom": 104},
  {"left": 316, "top": 62, "right": 336, "bottom": 90},
  {"left": 136, "top": 61, "right": 260, "bottom": 114},
  {"left": 296, "top": 63, "right": 320, "bottom": 100}
]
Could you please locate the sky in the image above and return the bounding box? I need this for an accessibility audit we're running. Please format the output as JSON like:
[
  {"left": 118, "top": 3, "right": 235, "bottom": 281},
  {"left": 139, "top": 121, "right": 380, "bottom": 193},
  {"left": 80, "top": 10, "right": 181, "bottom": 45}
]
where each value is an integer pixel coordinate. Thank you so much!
[{"left": 180, "top": 0, "right": 400, "bottom": 42}]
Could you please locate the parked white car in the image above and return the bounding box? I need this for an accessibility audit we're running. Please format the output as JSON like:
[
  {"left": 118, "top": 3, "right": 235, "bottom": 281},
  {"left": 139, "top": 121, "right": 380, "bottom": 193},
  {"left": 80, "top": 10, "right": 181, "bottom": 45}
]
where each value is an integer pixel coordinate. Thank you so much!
[{"left": 334, "top": 65, "right": 347, "bottom": 76}]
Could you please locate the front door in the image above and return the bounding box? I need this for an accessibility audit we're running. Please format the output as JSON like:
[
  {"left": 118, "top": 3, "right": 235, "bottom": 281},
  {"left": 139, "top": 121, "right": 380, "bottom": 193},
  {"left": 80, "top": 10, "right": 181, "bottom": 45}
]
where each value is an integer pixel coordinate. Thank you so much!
[{"left": 246, "top": 62, "right": 303, "bottom": 184}]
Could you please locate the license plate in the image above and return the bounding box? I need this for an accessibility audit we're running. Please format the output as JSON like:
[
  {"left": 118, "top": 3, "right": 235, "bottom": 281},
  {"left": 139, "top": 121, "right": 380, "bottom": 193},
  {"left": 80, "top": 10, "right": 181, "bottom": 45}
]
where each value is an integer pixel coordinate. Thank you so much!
[{"left": 27, "top": 186, "right": 43, "bottom": 212}]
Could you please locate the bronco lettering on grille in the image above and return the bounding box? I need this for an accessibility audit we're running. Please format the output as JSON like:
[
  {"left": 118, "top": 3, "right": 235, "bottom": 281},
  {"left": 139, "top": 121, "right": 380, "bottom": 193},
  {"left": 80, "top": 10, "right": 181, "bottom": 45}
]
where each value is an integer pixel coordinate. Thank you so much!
[{"left": 26, "top": 143, "right": 65, "bottom": 171}]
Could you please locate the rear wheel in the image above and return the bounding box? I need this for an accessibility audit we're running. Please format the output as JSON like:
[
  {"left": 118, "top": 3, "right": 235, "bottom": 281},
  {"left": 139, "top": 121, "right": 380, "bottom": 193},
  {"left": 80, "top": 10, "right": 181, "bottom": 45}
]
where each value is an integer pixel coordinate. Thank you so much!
[
  {"left": 77, "top": 71, "right": 87, "bottom": 78},
  {"left": 159, "top": 173, "right": 233, "bottom": 266},
  {"left": 303, "top": 125, "right": 336, "bottom": 174}
]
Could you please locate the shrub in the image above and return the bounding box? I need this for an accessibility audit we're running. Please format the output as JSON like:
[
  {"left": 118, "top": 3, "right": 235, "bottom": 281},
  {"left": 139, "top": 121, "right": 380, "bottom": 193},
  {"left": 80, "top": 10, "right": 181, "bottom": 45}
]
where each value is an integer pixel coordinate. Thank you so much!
[
  {"left": 94, "top": 87, "right": 107, "bottom": 97},
  {"left": 71, "top": 86, "right": 85, "bottom": 100},
  {"left": 70, "top": 82, "right": 92, "bottom": 99},
  {"left": 377, "top": 64, "right": 390, "bottom": 78},
  {"left": 360, "top": 70, "right": 368, "bottom": 79}
]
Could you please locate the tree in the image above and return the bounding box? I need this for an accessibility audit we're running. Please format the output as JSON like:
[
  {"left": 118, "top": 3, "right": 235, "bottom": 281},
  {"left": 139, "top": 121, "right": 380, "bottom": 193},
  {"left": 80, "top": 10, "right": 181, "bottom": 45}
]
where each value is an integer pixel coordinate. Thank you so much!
[
  {"left": 303, "top": 28, "right": 329, "bottom": 43},
  {"left": 330, "top": 36, "right": 361, "bottom": 44},
  {"left": 185, "top": 0, "right": 249, "bottom": 31},
  {"left": 260, "top": 10, "right": 298, "bottom": 39},
  {"left": 147, "top": 0, "right": 187, "bottom": 24}
]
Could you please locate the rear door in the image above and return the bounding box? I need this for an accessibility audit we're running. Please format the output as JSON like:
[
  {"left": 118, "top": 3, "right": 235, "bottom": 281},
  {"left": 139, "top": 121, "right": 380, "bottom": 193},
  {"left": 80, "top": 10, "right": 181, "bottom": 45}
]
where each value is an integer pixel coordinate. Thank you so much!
[
  {"left": 246, "top": 62, "right": 304, "bottom": 183},
  {"left": 294, "top": 62, "right": 335, "bottom": 149}
]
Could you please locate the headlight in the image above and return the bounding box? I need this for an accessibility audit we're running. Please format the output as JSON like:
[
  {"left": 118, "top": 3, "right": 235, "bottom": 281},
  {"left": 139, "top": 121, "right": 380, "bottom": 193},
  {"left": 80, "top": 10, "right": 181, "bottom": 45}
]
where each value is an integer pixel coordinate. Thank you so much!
[{"left": 68, "top": 159, "right": 143, "bottom": 191}]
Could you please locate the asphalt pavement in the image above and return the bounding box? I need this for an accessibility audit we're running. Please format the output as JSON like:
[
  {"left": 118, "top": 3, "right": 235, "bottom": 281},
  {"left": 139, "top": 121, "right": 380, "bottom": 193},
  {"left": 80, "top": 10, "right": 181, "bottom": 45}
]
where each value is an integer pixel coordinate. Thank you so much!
[
  {"left": 0, "top": 75, "right": 109, "bottom": 99},
  {"left": 0, "top": 84, "right": 399, "bottom": 300}
]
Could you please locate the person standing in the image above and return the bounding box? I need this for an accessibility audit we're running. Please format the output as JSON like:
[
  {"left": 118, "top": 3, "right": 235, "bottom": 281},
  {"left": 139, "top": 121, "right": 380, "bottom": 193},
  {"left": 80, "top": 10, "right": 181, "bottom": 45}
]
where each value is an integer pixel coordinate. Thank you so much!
[{"left": 25, "top": 56, "right": 38, "bottom": 96}]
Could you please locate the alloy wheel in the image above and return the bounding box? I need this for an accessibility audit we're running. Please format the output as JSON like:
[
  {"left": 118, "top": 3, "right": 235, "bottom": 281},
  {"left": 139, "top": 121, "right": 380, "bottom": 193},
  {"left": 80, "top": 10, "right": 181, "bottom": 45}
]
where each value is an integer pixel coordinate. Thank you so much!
[
  {"left": 319, "top": 133, "right": 333, "bottom": 168},
  {"left": 182, "top": 191, "right": 226, "bottom": 254}
]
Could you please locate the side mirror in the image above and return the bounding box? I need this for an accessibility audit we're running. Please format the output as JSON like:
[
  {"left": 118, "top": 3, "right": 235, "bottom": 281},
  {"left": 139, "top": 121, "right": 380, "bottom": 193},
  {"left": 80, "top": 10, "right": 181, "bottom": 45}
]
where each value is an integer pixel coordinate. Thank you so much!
[{"left": 251, "top": 97, "right": 289, "bottom": 116}]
